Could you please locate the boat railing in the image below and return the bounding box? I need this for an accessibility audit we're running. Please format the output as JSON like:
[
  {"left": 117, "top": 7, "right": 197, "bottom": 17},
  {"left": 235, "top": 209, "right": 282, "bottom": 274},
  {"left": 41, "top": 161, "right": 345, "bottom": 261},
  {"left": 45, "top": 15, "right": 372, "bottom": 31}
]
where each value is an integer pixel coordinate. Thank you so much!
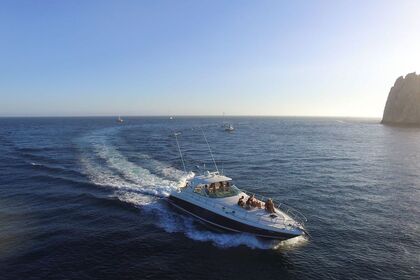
[
  {"left": 181, "top": 189, "right": 306, "bottom": 229},
  {"left": 241, "top": 189, "right": 307, "bottom": 228}
]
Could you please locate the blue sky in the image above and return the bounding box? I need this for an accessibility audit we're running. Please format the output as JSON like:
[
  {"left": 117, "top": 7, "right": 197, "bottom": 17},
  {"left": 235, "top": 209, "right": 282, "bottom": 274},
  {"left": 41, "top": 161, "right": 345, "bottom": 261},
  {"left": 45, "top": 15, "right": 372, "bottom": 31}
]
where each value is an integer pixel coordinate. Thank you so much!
[{"left": 1, "top": 0, "right": 419, "bottom": 117}]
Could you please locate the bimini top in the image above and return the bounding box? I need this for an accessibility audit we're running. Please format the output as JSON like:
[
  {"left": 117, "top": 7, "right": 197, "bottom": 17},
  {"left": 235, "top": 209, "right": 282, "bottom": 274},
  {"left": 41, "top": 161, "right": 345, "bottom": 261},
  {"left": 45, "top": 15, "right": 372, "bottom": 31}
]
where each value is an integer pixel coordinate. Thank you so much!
[{"left": 189, "top": 171, "right": 232, "bottom": 186}]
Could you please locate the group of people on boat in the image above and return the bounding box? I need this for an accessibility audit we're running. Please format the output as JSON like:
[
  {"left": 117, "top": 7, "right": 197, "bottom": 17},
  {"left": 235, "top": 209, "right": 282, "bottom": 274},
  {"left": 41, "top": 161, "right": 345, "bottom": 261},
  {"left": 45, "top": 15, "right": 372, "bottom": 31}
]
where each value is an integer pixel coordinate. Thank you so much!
[
  {"left": 204, "top": 181, "right": 236, "bottom": 197},
  {"left": 237, "top": 195, "right": 276, "bottom": 213},
  {"left": 207, "top": 183, "right": 226, "bottom": 194}
]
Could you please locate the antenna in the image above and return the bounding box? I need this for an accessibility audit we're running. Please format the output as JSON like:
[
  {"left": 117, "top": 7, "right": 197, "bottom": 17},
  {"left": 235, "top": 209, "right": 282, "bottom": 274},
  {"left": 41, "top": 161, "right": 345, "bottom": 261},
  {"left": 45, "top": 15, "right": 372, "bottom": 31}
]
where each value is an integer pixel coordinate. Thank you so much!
[
  {"left": 200, "top": 127, "right": 219, "bottom": 173},
  {"left": 174, "top": 132, "right": 187, "bottom": 173}
]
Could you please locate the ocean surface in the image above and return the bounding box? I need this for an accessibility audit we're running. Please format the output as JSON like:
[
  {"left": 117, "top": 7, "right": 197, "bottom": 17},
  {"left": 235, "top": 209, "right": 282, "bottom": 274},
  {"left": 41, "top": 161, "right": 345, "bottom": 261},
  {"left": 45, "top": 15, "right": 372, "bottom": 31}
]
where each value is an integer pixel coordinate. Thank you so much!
[{"left": 0, "top": 117, "right": 419, "bottom": 280}]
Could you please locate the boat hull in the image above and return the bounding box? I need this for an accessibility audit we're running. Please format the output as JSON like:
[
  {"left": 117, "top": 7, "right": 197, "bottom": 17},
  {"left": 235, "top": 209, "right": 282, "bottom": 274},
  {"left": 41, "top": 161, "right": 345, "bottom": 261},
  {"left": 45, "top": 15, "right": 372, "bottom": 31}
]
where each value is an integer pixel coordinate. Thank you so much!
[{"left": 167, "top": 195, "right": 301, "bottom": 240}]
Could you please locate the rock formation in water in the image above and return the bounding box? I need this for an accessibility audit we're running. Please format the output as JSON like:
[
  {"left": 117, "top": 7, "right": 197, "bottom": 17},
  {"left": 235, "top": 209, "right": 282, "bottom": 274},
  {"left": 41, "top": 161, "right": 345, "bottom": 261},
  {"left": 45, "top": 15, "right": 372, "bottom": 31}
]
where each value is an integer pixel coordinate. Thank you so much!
[{"left": 382, "top": 72, "right": 420, "bottom": 125}]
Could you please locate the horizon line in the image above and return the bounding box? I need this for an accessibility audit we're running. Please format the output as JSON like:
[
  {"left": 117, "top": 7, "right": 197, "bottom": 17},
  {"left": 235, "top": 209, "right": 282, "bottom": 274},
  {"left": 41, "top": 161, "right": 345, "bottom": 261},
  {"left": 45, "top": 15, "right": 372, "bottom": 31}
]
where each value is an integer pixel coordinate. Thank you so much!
[{"left": 0, "top": 114, "right": 382, "bottom": 119}]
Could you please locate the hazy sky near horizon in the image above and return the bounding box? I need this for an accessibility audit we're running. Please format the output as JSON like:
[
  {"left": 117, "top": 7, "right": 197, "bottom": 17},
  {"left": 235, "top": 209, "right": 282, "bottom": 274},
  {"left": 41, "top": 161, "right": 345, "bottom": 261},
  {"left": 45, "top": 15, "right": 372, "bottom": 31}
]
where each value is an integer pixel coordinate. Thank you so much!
[{"left": 1, "top": 0, "right": 420, "bottom": 117}]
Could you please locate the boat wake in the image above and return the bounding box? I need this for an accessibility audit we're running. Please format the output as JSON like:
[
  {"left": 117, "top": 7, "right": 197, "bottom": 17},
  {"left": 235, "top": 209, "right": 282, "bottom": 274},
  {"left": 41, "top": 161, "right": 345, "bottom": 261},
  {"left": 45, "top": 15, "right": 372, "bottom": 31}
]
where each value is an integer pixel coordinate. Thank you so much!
[{"left": 77, "top": 126, "right": 307, "bottom": 250}]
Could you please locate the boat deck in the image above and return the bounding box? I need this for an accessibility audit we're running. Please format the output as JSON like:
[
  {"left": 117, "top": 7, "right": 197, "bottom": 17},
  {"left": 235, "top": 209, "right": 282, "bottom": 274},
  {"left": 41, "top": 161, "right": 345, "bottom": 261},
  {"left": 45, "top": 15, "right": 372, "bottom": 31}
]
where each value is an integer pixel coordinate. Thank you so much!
[{"left": 222, "top": 195, "right": 298, "bottom": 229}]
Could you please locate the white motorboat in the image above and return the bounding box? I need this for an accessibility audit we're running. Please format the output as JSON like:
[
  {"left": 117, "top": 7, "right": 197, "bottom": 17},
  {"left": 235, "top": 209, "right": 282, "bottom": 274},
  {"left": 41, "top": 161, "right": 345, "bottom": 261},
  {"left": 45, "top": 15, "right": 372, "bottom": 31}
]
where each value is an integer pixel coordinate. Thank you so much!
[
  {"left": 167, "top": 131, "right": 307, "bottom": 240},
  {"left": 116, "top": 116, "right": 124, "bottom": 123},
  {"left": 221, "top": 112, "right": 235, "bottom": 131},
  {"left": 224, "top": 123, "right": 234, "bottom": 131},
  {"left": 167, "top": 171, "right": 307, "bottom": 240}
]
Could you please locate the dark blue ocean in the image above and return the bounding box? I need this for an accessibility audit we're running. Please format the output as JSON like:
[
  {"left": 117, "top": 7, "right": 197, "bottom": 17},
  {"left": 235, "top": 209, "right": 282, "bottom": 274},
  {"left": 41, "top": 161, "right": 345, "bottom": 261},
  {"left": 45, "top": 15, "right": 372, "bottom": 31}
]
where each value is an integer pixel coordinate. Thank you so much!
[{"left": 0, "top": 117, "right": 419, "bottom": 280}]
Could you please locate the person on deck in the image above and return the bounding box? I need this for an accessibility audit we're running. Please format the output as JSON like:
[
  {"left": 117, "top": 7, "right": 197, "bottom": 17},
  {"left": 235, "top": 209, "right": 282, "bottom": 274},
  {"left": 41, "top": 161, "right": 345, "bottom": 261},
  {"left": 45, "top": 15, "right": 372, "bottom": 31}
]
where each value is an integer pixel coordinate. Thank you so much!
[
  {"left": 246, "top": 196, "right": 253, "bottom": 208},
  {"left": 237, "top": 196, "right": 245, "bottom": 207},
  {"left": 251, "top": 195, "right": 262, "bottom": 208},
  {"left": 265, "top": 198, "right": 275, "bottom": 213},
  {"left": 220, "top": 182, "right": 226, "bottom": 192},
  {"left": 209, "top": 184, "right": 216, "bottom": 195}
]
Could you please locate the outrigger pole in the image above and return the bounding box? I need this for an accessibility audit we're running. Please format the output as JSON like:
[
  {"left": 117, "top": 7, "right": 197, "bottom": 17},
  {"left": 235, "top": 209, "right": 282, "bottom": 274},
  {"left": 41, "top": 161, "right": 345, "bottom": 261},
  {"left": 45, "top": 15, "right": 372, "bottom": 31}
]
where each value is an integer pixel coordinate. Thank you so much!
[
  {"left": 200, "top": 127, "right": 219, "bottom": 173},
  {"left": 174, "top": 132, "right": 187, "bottom": 173}
]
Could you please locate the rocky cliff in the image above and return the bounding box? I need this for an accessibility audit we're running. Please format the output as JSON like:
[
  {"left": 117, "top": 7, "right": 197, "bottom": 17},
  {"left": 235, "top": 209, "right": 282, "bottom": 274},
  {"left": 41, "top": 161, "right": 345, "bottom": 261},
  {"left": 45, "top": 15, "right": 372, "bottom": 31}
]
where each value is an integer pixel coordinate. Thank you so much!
[{"left": 382, "top": 72, "right": 420, "bottom": 125}]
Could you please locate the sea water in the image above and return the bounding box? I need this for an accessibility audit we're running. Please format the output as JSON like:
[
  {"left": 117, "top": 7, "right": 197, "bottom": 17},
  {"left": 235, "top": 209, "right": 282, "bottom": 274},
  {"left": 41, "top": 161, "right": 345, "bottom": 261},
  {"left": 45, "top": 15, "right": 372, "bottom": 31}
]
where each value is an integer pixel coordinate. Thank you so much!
[{"left": 0, "top": 117, "right": 419, "bottom": 279}]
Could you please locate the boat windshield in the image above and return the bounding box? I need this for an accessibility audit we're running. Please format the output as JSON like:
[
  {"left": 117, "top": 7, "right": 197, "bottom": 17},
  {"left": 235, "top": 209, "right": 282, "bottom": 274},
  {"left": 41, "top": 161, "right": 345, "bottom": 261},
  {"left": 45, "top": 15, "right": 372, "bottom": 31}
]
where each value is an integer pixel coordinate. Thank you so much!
[{"left": 204, "top": 181, "right": 239, "bottom": 198}]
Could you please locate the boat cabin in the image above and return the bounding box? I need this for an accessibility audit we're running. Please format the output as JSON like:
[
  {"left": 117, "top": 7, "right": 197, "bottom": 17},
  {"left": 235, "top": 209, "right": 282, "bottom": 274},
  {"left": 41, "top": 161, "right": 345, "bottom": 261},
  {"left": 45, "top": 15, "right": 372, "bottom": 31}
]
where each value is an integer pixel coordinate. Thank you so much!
[{"left": 186, "top": 171, "right": 240, "bottom": 198}]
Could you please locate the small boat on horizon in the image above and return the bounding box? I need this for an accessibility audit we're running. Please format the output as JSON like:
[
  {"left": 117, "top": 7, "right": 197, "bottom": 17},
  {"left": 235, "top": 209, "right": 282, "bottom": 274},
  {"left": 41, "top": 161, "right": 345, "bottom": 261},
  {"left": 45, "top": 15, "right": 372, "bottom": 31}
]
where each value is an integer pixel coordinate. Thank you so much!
[
  {"left": 224, "top": 123, "right": 235, "bottom": 131},
  {"left": 222, "top": 112, "right": 235, "bottom": 132},
  {"left": 116, "top": 116, "right": 124, "bottom": 123}
]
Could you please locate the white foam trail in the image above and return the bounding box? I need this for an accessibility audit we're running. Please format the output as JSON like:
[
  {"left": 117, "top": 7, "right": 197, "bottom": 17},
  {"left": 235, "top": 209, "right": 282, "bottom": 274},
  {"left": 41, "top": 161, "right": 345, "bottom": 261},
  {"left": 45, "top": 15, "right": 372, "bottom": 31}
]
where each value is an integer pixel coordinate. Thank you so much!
[
  {"left": 78, "top": 127, "right": 187, "bottom": 198},
  {"left": 130, "top": 153, "right": 186, "bottom": 181},
  {"left": 94, "top": 143, "right": 178, "bottom": 196},
  {"left": 77, "top": 126, "right": 306, "bottom": 250},
  {"left": 273, "top": 235, "right": 309, "bottom": 250},
  {"left": 114, "top": 190, "right": 155, "bottom": 206}
]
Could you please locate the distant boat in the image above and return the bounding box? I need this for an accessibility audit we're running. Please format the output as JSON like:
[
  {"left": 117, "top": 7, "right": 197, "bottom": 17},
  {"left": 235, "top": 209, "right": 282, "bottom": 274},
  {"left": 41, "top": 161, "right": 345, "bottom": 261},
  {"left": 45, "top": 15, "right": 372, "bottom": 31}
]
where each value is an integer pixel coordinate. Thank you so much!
[
  {"left": 221, "top": 112, "right": 234, "bottom": 131},
  {"left": 224, "top": 123, "right": 234, "bottom": 131},
  {"left": 169, "top": 116, "right": 174, "bottom": 120},
  {"left": 116, "top": 116, "right": 124, "bottom": 123}
]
